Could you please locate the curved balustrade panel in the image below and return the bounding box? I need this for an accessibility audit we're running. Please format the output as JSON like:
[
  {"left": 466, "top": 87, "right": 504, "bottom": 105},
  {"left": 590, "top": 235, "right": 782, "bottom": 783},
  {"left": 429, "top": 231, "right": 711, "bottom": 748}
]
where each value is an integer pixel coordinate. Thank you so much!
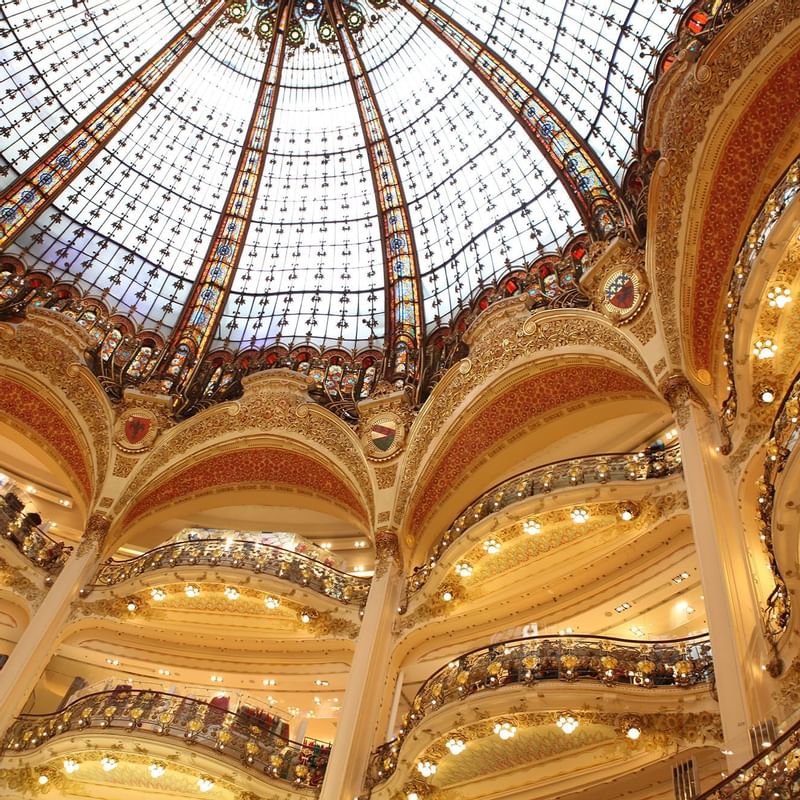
[
  {"left": 367, "top": 632, "right": 713, "bottom": 788},
  {"left": 696, "top": 718, "right": 800, "bottom": 799},
  {"left": 2, "top": 690, "right": 329, "bottom": 789},
  {"left": 758, "top": 372, "right": 800, "bottom": 638},
  {"left": 0, "top": 495, "right": 71, "bottom": 574},
  {"left": 91, "top": 538, "right": 371, "bottom": 606},
  {"left": 407, "top": 444, "right": 682, "bottom": 597}
]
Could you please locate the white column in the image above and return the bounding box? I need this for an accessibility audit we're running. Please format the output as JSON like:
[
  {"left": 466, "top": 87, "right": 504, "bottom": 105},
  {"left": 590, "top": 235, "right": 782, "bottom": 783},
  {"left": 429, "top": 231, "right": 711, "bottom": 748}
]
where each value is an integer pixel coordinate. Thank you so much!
[
  {"left": 319, "top": 532, "right": 403, "bottom": 800},
  {"left": 0, "top": 513, "right": 110, "bottom": 734},
  {"left": 661, "top": 375, "right": 764, "bottom": 767},
  {"left": 386, "top": 668, "right": 405, "bottom": 740}
]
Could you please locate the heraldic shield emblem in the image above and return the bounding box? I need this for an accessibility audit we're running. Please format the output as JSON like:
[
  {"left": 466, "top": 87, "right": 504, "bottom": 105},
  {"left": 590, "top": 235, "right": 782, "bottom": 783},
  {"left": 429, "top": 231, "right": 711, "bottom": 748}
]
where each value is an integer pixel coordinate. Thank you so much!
[
  {"left": 114, "top": 407, "right": 160, "bottom": 453},
  {"left": 362, "top": 411, "right": 405, "bottom": 461}
]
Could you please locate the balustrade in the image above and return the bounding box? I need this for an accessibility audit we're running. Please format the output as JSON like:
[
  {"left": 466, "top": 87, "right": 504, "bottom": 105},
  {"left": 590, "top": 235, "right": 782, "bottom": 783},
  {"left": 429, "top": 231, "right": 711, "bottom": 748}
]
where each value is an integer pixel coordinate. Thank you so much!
[
  {"left": 407, "top": 444, "right": 682, "bottom": 598},
  {"left": 696, "top": 718, "right": 800, "bottom": 799},
  {"left": 0, "top": 496, "right": 71, "bottom": 574},
  {"left": 1, "top": 689, "right": 328, "bottom": 789},
  {"left": 757, "top": 372, "right": 800, "bottom": 638},
  {"left": 91, "top": 538, "right": 371, "bottom": 606},
  {"left": 366, "top": 632, "right": 712, "bottom": 788}
]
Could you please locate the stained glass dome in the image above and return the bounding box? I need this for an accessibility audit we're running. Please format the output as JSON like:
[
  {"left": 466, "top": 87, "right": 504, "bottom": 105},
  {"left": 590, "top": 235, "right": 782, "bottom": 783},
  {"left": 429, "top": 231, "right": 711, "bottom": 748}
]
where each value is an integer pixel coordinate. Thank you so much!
[{"left": 1, "top": 0, "right": 683, "bottom": 376}]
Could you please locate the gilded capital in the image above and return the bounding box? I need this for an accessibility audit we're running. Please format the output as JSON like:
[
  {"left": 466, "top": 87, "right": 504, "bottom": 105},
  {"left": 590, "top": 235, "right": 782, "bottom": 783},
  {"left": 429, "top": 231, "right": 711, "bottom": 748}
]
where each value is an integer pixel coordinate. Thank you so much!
[
  {"left": 374, "top": 528, "right": 402, "bottom": 576},
  {"left": 657, "top": 373, "right": 703, "bottom": 427},
  {"left": 77, "top": 512, "right": 112, "bottom": 557}
]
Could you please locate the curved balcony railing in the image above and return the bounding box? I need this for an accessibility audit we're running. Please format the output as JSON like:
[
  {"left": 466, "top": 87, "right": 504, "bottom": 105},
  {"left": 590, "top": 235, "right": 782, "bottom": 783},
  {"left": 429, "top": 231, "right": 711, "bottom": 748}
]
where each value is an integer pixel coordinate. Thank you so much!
[
  {"left": 1, "top": 689, "right": 329, "bottom": 790},
  {"left": 720, "top": 157, "right": 800, "bottom": 436},
  {"left": 757, "top": 372, "right": 800, "bottom": 639},
  {"left": 366, "top": 632, "right": 713, "bottom": 788},
  {"left": 406, "top": 443, "right": 682, "bottom": 598},
  {"left": 90, "top": 538, "right": 371, "bottom": 606},
  {"left": 0, "top": 496, "right": 71, "bottom": 574},
  {"left": 696, "top": 717, "right": 800, "bottom": 799}
]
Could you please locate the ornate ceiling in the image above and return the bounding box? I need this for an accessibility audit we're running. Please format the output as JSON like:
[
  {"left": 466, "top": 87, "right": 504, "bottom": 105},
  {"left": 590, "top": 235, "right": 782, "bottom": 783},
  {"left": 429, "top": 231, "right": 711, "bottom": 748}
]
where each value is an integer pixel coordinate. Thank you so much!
[{"left": 1, "top": 0, "right": 682, "bottom": 363}]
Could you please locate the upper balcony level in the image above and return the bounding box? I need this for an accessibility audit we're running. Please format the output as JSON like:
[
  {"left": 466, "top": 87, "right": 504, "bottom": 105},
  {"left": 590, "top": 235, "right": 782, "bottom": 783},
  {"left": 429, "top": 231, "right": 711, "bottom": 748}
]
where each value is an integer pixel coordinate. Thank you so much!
[
  {"left": 90, "top": 534, "right": 372, "bottom": 608},
  {"left": 0, "top": 493, "right": 71, "bottom": 575},
  {"left": 1, "top": 688, "right": 329, "bottom": 793}
]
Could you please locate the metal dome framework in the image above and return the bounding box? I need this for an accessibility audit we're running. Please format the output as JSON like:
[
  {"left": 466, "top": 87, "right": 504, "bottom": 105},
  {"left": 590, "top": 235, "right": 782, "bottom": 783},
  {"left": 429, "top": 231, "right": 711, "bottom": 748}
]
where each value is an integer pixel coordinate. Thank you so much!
[{"left": 1, "top": 0, "right": 685, "bottom": 394}]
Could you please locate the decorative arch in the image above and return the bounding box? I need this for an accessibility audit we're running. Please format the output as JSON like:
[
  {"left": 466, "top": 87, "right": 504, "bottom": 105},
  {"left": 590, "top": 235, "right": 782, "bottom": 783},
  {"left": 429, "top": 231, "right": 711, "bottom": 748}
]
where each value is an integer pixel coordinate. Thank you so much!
[
  {"left": 403, "top": 359, "right": 660, "bottom": 539},
  {"left": 117, "top": 441, "right": 370, "bottom": 540},
  {"left": 113, "top": 371, "right": 373, "bottom": 531},
  {"left": 647, "top": 3, "right": 800, "bottom": 376},
  {"left": 0, "top": 371, "right": 94, "bottom": 507}
]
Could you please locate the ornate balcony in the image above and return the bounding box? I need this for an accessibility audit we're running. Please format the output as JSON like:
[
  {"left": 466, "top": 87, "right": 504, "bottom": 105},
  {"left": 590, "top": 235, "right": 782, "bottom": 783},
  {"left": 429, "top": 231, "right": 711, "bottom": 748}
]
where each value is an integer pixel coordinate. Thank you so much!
[
  {"left": 0, "top": 496, "right": 71, "bottom": 575},
  {"left": 696, "top": 717, "right": 800, "bottom": 799},
  {"left": 757, "top": 371, "right": 800, "bottom": 639},
  {"left": 1, "top": 689, "right": 329, "bottom": 790},
  {"left": 407, "top": 443, "right": 682, "bottom": 598},
  {"left": 367, "top": 632, "right": 713, "bottom": 788},
  {"left": 91, "top": 538, "right": 371, "bottom": 606}
]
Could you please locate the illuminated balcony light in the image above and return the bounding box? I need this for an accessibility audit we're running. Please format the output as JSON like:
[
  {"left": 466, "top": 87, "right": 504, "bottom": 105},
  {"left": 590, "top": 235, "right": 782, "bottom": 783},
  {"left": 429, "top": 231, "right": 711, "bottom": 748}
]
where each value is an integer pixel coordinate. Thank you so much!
[
  {"left": 446, "top": 737, "right": 466, "bottom": 755},
  {"left": 126, "top": 600, "right": 138, "bottom": 612},
  {"left": 617, "top": 501, "right": 638, "bottom": 522},
  {"left": 556, "top": 714, "right": 579, "bottom": 734},
  {"left": 314, "top": 679, "right": 328, "bottom": 686},
  {"left": 105, "top": 658, "right": 120, "bottom": 666},
  {"left": 758, "top": 386, "right": 776, "bottom": 404},
  {"left": 672, "top": 571, "right": 690, "bottom": 584},
  {"left": 441, "top": 589, "right": 454, "bottom": 602},
  {"left": 101, "top": 756, "right": 118, "bottom": 772},
  {"left": 210, "top": 675, "right": 223, "bottom": 683},
  {"left": 354, "top": 540, "right": 368, "bottom": 548},
  {"left": 614, "top": 602, "right": 632, "bottom": 613},
  {"left": 37, "top": 775, "right": 49, "bottom": 785},
  {"left": 299, "top": 608, "right": 316, "bottom": 624},
  {"left": 63, "top": 759, "right": 80, "bottom": 774},
  {"left": 482, "top": 539, "right": 501, "bottom": 555},
  {"left": 523, "top": 519, "right": 541, "bottom": 535},
  {"left": 494, "top": 721, "right": 516, "bottom": 740},
  {"left": 630, "top": 625, "right": 645, "bottom": 637},
  {"left": 767, "top": 285, "right": 792, "bottom": 309},
  {"left": 263, "top": 678, "right": 277, "bottom": 686},
  {"left": 753, "top": 339, "right": 777, "bottom": 359},
  {"left": 150, "top": 588, "right": 166, "bottom": 601},
  {"left": 454, "top": 562, "right": 472, "bottom": 577},
  {"left": 184, "top": 585, "right": 200, "bottom": 598},
  {"left": 320, "top": 542, "right": 332, "bottom": 550},
  {"left": 149, "top": 762, "right": 166, "bottom": 778},
  {"left": 264, "top": 596, "right": 280, "bottom": 609},
  {"left": 158, "top": 669, "right": 171, "bottom": 676},
  {"left": 197, "top": 777, "right": 214, "bottom": 792},
  {"left": 223, "top": 586, "right": 240, "bottom": 601},
  {"left": 417, "top": 760, "right": 436, "bottom": 777},
  {"left": 571, "top": 507, "right": 589, "bottom": 524},
  {"left": 627, "top": 726, "right": 641, "bottom": 740}
]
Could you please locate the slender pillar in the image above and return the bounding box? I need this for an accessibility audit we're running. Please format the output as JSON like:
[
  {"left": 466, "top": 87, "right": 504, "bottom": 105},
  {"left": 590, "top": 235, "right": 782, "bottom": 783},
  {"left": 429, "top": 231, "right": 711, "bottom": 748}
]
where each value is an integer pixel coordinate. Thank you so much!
[
  {"left": 660, "top": 375, "right": 765, "bottom": 768},
  {"left": 330, "top": 2, "right": 424, "bottom": 382},
  {"left": 0, "top": 0, "right": 228, "bottom": 250},
  {"left": 0, "top": 514, "right": 111, "bottom": 735},
  {"left": 158, "top": 1, "right": 291, "bottom": 392},
  {"left": 401, "top": 0, "right": 625, "bottom": 239},
  {"left": 319, "top": 532, "right": 403, "bottom": 800}
]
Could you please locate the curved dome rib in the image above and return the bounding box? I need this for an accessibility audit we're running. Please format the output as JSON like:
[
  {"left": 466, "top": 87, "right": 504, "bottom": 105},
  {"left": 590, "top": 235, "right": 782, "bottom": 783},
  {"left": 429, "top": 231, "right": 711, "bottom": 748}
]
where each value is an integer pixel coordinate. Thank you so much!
[
  {"left": 159, "top": 0, "right": 293, "bottom": 393},
  {"left": 0, "top": 0, "right": 228, "bottom": 250},
  {"left": 329, "top": 0, "right": 425, "bottom": 381},
  {"left": 400, "top": 0, "right": 626, "bottom": 239}
]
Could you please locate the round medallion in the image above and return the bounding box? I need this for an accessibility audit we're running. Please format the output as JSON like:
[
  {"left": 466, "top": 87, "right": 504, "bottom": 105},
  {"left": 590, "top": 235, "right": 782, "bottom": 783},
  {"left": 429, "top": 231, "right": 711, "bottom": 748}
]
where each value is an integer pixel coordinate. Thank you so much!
[
  {"left": 362, "top": 412, "right": 405, "bottom": 461},
  {"left": 599, "top": 268, "right": 646, "bottom": 323},
  {"left": 114, "top": 408, "right": 160, "bottom": 453}
]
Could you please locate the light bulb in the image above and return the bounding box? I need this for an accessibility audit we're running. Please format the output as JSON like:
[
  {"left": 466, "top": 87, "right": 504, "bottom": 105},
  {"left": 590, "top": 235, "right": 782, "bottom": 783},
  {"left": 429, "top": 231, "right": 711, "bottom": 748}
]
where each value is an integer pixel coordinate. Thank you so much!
[
  {"left": 150, "top": 588, "right": 166, "bottom": 601},
  {"left": 198, "top": 777, "right": 214, "bottom": 792},
  {"left": 753, "top": 339, "right": 777, "bottom": 359},
  {"left": 149, "top": 762, "right": 166, "bottom": 778},
  {"left": 63, "top": 758, "right": 80, "bottom": 774},
  {"left": 37, "top": 775, "right": 49, "bottom": 785},
  {"left": 523, "top": 519, "right": 541, "bottom": 535},
  {"left": 482, "top": 539, "right": 501, "bottom": 554},
  {"left": 455, "top": 562, "right": 472, "bottom": 577},
  {"left": 184, "top": 584, "right": 200, "bottom": 598},
  {"left": 446, "top": 737, "right": 466, "bottom": 755},
  {"left": 101, "top": 756, "right": 118, "bottom": 772},
  {"left": 441, "top": 589, "right": 453, "bottom": 602},
  {"left": 417, "top": 760, "right": 437, "bottom": 777},
  {"left": 264, "top": 596, "right": 280, "bottom": 609},
  {"left": 494, "top": 721, "right": 516, "bottom": 739},
  {"left": 126, "top": 600, "right": 137, "bottom": 612},
  {"left": 627, "top": 726, "right": 641, "bottom": 740},
  {"left": 223, "top": 586, "right": 240, "bottom": 601},
  {"left": 571, "top": 507, "right": 589, "bottom": 524}
]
